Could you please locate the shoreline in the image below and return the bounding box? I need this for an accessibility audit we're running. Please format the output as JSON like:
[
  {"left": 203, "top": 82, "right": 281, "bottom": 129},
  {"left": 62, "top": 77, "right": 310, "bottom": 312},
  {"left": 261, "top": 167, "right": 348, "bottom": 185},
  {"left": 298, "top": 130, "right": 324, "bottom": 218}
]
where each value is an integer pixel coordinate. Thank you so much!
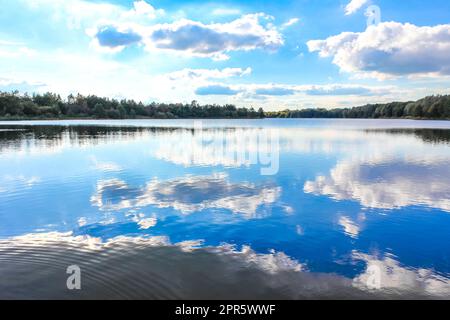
[{"left": 0, "top": 117, "right": 449, "bottom": 122}]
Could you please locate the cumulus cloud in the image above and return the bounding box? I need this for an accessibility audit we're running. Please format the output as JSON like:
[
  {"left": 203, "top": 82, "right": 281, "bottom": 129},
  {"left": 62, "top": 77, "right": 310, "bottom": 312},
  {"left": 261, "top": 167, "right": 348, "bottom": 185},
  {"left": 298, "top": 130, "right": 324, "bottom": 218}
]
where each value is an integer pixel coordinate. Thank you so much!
[
  {"left": 147, "top": 13, "right": 283, "bottom": 60},
  {"left": 95, "top": 25, "right": 142, "bottom": 48},
  {"left": 128, "top": 0, "right": 165, "bottom": 19},
  {"left": 91, "top": 174, "right": 281, "bottom": 218},
  {"left": 90, "top": 13, "right": 284, "bottom": 60},
  {"left": 137, "top": 217, "right": 157, "bottom": 230},
  {"left": 307, "top": 22, "right": 450, "bottom": 78},
  {"left": 345, "top": 0, "right": 368, "bottom": 15},
  {"left": 19, "top": 1, "right": 280, "bottom": 60}
]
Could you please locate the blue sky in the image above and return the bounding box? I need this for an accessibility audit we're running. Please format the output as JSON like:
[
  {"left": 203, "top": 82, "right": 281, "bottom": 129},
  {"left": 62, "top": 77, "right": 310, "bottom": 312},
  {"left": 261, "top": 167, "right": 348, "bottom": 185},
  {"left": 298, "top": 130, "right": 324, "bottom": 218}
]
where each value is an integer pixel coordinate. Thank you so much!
[{"left": 1, "top": 0, "right": 450, "bottom": 110}]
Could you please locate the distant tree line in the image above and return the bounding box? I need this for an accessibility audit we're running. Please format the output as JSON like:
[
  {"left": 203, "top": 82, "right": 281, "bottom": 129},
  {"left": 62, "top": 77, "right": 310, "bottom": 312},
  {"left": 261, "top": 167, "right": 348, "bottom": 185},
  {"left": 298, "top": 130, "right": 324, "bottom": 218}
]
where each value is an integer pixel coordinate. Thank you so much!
[
  {"left": 267, "top": 95, "right": 450, "bottom": 120},
  {"left": 0, "top": 91, "right": 449, "bottom": 120},
  {"left": 0, "top": 91, "right": 265, "bottom": 119}
]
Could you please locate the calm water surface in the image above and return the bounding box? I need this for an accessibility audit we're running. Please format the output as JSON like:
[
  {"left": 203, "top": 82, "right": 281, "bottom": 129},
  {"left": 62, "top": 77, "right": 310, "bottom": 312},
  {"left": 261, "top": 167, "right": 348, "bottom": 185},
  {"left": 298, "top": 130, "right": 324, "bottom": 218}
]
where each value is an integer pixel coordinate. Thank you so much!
[{"left": 0, "top": 119, "right": 449, "bottom": 299}]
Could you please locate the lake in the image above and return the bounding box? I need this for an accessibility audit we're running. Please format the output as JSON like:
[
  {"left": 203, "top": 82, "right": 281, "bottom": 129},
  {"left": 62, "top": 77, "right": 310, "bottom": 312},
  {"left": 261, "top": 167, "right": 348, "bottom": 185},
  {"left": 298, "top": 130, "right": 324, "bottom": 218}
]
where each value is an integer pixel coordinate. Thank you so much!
[{"left": 0, "top": 119, "right": 449, "bottom": 299}]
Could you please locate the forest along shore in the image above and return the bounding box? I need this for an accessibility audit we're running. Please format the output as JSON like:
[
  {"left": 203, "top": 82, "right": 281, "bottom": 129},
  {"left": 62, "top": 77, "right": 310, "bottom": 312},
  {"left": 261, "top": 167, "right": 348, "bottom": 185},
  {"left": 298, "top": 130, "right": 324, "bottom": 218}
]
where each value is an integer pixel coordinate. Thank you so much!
[{"left": 1, "top": 91, "right": 449, "bottom": 120}]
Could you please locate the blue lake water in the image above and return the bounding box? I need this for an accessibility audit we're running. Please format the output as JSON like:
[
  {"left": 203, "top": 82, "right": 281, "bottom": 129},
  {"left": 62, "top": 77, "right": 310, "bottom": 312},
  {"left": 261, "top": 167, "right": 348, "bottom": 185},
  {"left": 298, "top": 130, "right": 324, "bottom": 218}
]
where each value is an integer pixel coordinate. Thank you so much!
[{"left": 0, "top": 119, "right": 449, "bottom": 299}]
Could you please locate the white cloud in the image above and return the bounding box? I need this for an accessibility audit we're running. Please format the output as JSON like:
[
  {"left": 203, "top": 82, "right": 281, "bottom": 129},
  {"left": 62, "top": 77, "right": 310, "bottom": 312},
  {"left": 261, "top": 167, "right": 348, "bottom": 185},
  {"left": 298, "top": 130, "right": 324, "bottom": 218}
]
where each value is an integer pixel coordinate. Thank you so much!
[
  {"left": 281, "top": 18, "right": 300, "bottom": 29},
  {"left": 0, "top": 78, "right": 46, "bottom": 93},
  {"left": 23, "top": 0, "right": 162, "bottom": 30},
  {"left": 0, "top": 46, "right": 180, "bottom": 102},
  {"left": 268, "top": 83, "right": 393, "bottom": 97},
  {"left": 90, "top": 13, "right": 284, "bottom": 60},
  {"left": 303, "top": 84, "right": 389, "bottom": 96},
  {"left": 308, "top": 22, "right": 450, "bottom": 79},
  {"left": 254, "top": 86, "right": 295, "bottom": 96},
  {"left": 15, "top": 1, "right": 279, "bottom": 61},
  {"left": 166, "top": 67, "right": 251, "bottom": 81},
  {"left": 23, "top": 0, "right": 126, "bottom": 30},
  {"left": 0, "top": 40, "right": 25, "bottom": 46},
  {"left": 3, "top": 1, "right": 444, "bottom": 109},
  {"left": 78, "top": 217, "right": 87, "bottom": 227},
  {"left": 130, "top": 0, "right": 165, "bottom": 19},
  {"left": 345, "top": 0, "right": 368, "bottom": 15},
  {"left": 137, "top": 217, "right": 157, "bottom": 230},
  {"left": 192, "top": 82, "right": 395, "bottom": 98},
  {"left": 0, "top": 40, "right": 37, "bottom": 59}
]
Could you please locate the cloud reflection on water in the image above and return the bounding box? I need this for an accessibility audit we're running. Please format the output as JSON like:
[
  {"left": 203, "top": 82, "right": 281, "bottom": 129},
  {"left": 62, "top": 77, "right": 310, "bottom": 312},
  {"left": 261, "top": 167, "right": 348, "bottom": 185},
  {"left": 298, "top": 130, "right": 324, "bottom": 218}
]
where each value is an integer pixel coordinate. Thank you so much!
[
  {"left": 352, "top": 251, "right": 450, "bottom": 297},
  {"left": 89, "top": 155, "right": 123, "bottom": 172},
  {"left": 305, "top": 158, "right": 450, "bottom": 212},
  {"left": 300, "top": 126, "right": 450, "bottom": 212},
  {"left": 91, "top": 174, "right": 281, "bottom": 218},
  {"left": 0, "top": 231, "right": 448, "bottom": 299},
  {"left": 338, "top": 216, "right": 361, "bottom": 239},
  {"left": 1, "top": 122, "right": 450, "bottom": 299}
]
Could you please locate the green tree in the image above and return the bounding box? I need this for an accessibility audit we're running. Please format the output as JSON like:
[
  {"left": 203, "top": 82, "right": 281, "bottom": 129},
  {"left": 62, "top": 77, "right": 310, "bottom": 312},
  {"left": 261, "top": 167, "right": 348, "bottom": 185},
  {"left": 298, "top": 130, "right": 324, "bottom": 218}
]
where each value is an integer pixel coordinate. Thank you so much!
[
  {"left": 22, "top": 100, "right": 40, "bottom": 116},
  {"left": 93, "top": 103, "right": 106, "bottom": 118},
  {"left": 258, "top": 107, "right": 265, "bottom": 118},
  {"left": 118, "top": 105, "right": 127, "bottom": 118}
]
